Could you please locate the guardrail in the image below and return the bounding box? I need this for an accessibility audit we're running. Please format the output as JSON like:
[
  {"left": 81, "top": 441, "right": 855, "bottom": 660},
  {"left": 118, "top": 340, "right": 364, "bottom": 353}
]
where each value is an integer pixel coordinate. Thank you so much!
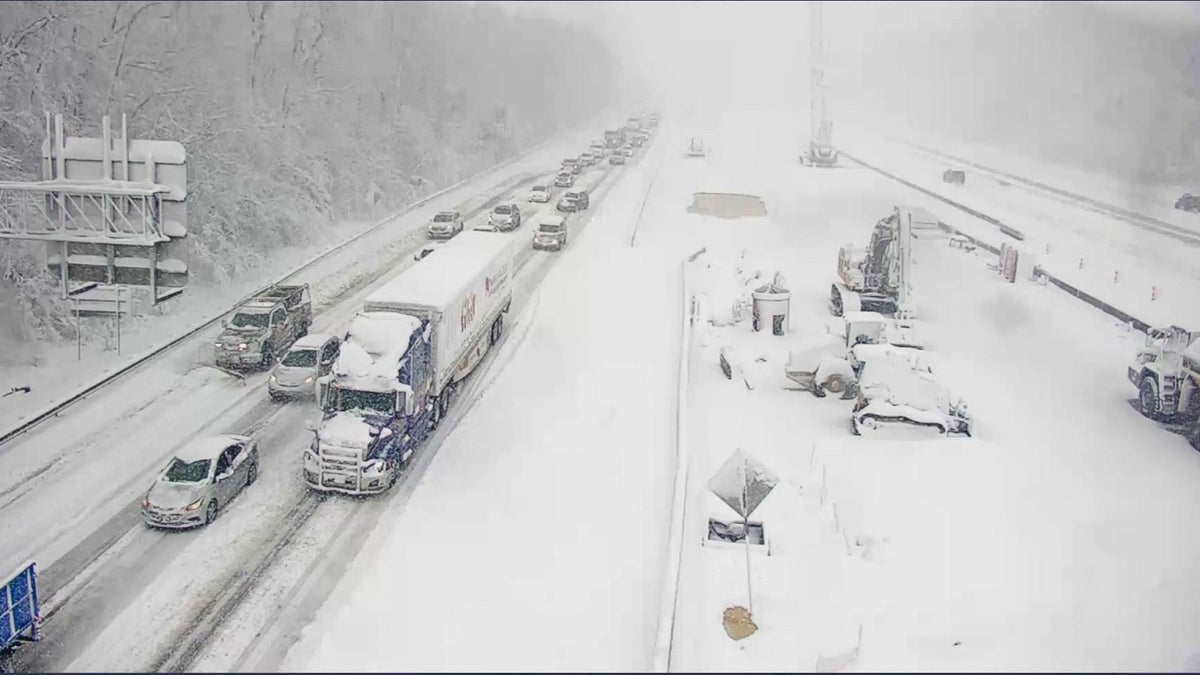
[
  {"left": 844, "top": 150, "right": 1159, "bottom": 335},
  {"left": 0, "top": 119, "right": 593, "bottom": 450},
  {"left": 652, "top": 247, "right": 706, "bottom": 673}
]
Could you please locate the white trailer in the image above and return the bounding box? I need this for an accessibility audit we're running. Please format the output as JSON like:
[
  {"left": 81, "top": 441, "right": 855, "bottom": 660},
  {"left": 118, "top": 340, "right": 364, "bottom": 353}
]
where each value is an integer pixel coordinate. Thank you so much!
[{"left": 362, "top": 230, "right": 516, "bottom": 408}]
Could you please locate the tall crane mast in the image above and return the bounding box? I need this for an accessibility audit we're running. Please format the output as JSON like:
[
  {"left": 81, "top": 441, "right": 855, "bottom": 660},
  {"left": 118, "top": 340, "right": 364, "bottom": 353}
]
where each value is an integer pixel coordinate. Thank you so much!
[
  {"left": 809, "top": 0, "right": 828, "bottom": 146},
  {"left": 804, "top": 0, "right": 838, "bottom": 167}
]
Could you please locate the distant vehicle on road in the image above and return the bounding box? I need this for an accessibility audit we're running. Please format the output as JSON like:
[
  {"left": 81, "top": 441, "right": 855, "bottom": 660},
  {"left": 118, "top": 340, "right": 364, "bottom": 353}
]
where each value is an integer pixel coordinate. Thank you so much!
[
  {"left": 528, "top": 184, "right": 551, "bottom": 203},
  {"left": 532, "top": 215, "right": 568, "bottom": 251},
  {"left": 557, "top": 188, "right": 590, "bottom": 212},
  {"left": 609, "top": 152, "right": 626, "bottom": 165},
  {"left": 554, "top": 171, "right": 575, "bottom": 188},
  {"left": 427, "top": 210, "right": 464, "bottom": 239},
  {"left": 488, "top": 203, "right": 522, "bottom": 231},
  {"left": 942, "top": 169, "right": 966, "bottom": 186},
  {"left": 269, "top": 333, "right": 341, "bottom": 401},
  {"left": 1176, "top": 193, "right": 1200, "bottom": 213},
  {"left": 141, "top": 435, "right": 260, "bottom": 529}
]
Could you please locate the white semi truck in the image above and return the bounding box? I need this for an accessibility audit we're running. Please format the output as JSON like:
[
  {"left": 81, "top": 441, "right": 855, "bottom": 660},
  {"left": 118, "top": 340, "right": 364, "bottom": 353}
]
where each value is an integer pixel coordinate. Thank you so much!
[{"left": 305, "top": 231, "right": 516, "bottom": 494}]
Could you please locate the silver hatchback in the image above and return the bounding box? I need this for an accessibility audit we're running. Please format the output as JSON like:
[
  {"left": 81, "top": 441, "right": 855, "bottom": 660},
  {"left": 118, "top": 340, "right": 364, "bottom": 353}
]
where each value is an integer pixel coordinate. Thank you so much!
[
  {"left": 269, "top": 334, "right": 340, "bottom": 400},
  {"left": 141, "top": 434, "right": 260, "bottom": 529}
]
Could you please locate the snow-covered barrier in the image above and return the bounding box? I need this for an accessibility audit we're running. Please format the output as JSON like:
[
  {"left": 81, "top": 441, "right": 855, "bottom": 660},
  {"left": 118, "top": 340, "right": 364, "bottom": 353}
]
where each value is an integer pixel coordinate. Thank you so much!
[
  {"left": 652, "top": 247, "right": 706, "bottom": 673},
  {"left": 842, "top": 150, "right": 1163, "bottom": 335}
]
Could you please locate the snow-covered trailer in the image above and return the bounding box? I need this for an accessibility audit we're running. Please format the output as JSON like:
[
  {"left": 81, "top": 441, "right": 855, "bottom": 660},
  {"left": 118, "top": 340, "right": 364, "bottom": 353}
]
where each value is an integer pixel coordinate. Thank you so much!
[
  {"left": 362, "top": 230, "right": 515, "bottom": 403},
  {"left": 306, "top": 231, "right": 515, "bottom": 495}
]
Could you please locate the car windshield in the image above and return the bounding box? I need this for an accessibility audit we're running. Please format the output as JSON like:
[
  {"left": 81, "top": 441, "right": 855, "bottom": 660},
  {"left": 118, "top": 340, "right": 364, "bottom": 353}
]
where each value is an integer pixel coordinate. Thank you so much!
[
  {"left": 493, "top": 205, "right": 512, "bottom": 215},
  {"left": 532, "top": 185, "right": 547, "bottom": 192},
  {"left": 230, "top": 312, "right": 269, "bottom": 328},
  {"left": 163, "top": 457, "right": 211, "bottom": 483},
  {"left": 433, "top": 213, "right": 455, "bottom": 222},
  {"left": 332, "top": 387, "right": 397, "bottom": 415},
  {"left": 281, "top": 348, "right": 318, "bottom": 367},
  {"left": 539, "top": 223, "right": 563, "bottom": 233}
]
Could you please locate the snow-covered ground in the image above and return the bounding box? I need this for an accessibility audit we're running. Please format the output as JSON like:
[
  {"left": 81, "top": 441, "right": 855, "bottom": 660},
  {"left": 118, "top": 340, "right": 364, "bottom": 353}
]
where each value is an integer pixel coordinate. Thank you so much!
[
  {"left": 280, "top": 129, "right": 680, "bottom": 673},
  {"left": 664, "top": 108, "right": 1200, "bottom": 671},
  {"left": 835, "top": 129, "right": 1200, "bottom": 330}
]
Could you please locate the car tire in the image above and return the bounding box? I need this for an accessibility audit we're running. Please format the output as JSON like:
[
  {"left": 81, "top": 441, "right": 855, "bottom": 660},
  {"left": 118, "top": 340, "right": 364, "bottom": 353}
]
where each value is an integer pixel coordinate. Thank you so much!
[
  {"left": 205, "top": 499, "right": 219, "bottom": 525},
  {"left": 247, "top": 461, "right": 258, "bottom": 486},
  {"left": 824, "top": 374, "right": 848, "bottom": 394},
  {"left": 269, "top": 391, "right": 283, "bottom": 402}
]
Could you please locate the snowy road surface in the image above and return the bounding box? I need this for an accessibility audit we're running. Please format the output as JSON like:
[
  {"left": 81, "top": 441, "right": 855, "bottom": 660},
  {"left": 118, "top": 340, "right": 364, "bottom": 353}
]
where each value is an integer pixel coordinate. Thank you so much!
[
  {"left": 665, "top": 109, "right": 1200, "bottom": 671},
  {"left": 2, "top": 125, "right": 634, "bottom": 672},
  {"left": 281, "top": 133, "right": 680, "bottom": 672}
]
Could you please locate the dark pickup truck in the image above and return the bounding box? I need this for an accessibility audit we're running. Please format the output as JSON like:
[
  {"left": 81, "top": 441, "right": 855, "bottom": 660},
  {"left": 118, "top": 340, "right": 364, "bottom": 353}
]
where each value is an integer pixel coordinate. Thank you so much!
[{"left": 214, "top": 284, "right": 313, "bottom": 370}]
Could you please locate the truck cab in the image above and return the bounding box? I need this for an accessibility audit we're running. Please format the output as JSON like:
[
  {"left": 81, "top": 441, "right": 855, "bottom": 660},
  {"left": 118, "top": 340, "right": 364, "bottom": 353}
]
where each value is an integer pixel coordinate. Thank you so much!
[
  {"left": 307, "top": 312, "right": 432, "bottom": 494},
  {"left": 1129, "top": 326, "right": 1200, "bottom": 419}
]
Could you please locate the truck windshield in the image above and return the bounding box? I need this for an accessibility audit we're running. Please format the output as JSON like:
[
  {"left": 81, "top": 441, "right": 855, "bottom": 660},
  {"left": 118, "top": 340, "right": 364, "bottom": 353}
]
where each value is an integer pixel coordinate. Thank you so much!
[
  {"left": 231, "top": 312, "right": 269, "bottom": 328},
  {"left": 281, "top": 349, "right": 318, "bottom": 367},
  {"left": 164, "top": 458, "right": 210, "bottom": 483},
  {"left": 332, "top": 388, "right": 397, "bottom": 415}
]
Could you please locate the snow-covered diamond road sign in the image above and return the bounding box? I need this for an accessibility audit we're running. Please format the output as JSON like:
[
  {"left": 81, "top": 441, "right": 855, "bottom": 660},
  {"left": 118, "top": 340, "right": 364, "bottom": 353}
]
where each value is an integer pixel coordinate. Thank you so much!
[{"left": 707, "top": 449, "right": 779, "bottom": 520}]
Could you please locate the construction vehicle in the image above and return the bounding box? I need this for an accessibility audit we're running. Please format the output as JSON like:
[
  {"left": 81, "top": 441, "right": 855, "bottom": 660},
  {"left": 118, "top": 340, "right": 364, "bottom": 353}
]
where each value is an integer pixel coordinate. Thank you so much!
[
  {"left": 784, "top": 311, "right": 925, "bottom": 399},
  {"left": 830, "top": 207, "right": 923, "bottom": 319},
  {"left": 851, "top": 352, "right": 973, "bottom": 437},
  {"left": 1128, "top": 326, "right": 1200, "bottom": 441}
]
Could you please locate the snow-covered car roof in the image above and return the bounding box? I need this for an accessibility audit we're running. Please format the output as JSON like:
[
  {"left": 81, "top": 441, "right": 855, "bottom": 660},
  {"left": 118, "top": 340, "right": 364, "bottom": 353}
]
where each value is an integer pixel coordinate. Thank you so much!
[
  {"left": 174, "top": 434, "right": 248, "bottom": 462},
  {"left": 291, "top": 333, "right": 337, "bottom": 350}
]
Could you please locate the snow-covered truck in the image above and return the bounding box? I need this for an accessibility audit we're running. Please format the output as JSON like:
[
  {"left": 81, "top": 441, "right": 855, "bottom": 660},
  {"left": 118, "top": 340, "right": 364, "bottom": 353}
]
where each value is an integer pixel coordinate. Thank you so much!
[
  {"left": 1128, "top": 326, "right": 1200, "bottom": 447},
  {"left": 214, "top": 284, "right": 312, "bottom": 370},
  {"left": 305, "top": 232, "right": 515, "bottom": 494}
]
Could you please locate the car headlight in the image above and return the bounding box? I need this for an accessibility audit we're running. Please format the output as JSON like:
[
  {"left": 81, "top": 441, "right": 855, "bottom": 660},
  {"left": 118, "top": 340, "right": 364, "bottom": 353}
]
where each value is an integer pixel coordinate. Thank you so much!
[
  {"left": 238, "top": 343, "right": 248, "bottom": 351},
  {"left": 141, "top": 495, "right": 150, "bottom": 509},
  {"left": 304, "top": 376, "right": 314, "bottom": 384},
  {"left": 185, "top": 498, "right": 205, "bottom": 511},
  {"left": 214, "top": 342, "right": 222, "bottom": 348}
]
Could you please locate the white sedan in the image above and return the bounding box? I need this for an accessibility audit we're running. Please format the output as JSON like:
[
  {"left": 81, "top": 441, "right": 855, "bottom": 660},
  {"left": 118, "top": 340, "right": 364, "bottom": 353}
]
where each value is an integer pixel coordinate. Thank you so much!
[{"left": 141, "top": 434, "right": 260, "bottom": 529}]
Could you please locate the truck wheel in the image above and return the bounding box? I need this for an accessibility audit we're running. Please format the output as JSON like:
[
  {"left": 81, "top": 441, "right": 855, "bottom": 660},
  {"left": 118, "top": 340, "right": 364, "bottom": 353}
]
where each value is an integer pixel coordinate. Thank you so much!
[
  {"left": 1139, "top": 378, "right": 1161, "bottom": 419},
  {"left": 260, "top": 344, "right": 275, "bottom": 369},
  {"left": 824, "top": 374, "right": 848, "bottom": 394}
]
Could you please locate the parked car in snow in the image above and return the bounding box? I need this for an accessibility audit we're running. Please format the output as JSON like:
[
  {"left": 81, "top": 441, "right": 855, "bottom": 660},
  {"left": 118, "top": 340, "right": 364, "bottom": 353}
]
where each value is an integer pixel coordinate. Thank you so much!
[
  {"left": 141, "top": 435, "right": 260, "bottom": 529},
  {"left": 554, "top": 171, "right": 575, "bottom": 188},
  {"left": 557, "top": 189, "right": 590, "bottom": 212},
  {"left": 528, "top": 184, "right": 551, "bottom": 203},
  {"left": 269, "top": 333, "right": 341, "bottom": 400},
  {"left": 427, "top": 210, "right": 464, "bottom": 239},
  {"left": 609, "top": 152, "right": 626, "bottom": 166},
  {"left": 532, "top": 215, "right": 568, "bottom": 251}
]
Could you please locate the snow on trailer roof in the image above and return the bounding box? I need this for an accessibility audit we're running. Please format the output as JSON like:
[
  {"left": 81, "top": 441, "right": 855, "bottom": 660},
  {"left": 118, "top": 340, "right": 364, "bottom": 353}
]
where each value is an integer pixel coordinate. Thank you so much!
[
  {"left": 333, "top": 312, "right": 423, "bottom": 391},
  {"left": 365, "top": 231, "right": 513, "bottom": 311}
]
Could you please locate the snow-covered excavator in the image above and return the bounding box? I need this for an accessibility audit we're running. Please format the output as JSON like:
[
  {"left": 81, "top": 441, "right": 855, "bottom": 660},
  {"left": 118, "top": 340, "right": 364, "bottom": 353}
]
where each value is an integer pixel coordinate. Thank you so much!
[{"left": 830, "top": 206, "right": 918, "bottom": 319}]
